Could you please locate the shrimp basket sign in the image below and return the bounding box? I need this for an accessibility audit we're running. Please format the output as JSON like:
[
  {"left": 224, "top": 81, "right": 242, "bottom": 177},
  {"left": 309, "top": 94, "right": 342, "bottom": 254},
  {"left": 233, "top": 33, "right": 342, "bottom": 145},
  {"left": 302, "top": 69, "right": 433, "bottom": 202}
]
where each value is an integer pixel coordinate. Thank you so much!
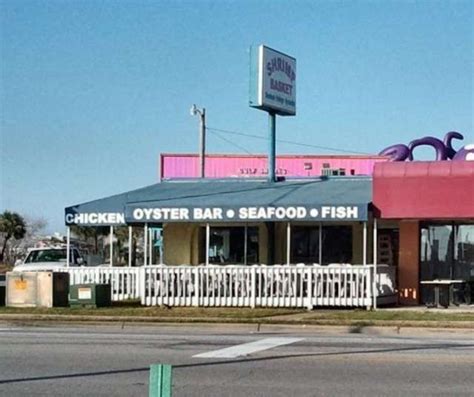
[{"left": 249, "top": 45, "right": 296, "bottom": 116}]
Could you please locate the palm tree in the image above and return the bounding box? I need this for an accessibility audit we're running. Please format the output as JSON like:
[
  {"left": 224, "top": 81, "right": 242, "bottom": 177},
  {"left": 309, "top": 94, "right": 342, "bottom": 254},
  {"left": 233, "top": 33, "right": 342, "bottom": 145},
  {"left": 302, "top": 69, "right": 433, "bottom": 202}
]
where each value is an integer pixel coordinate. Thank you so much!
[
  {"left": 71, "top": 225, "right": 108, "bottom": 254},
  {"left": 0, "top": 211, "right": 27, "bottom": 262}
]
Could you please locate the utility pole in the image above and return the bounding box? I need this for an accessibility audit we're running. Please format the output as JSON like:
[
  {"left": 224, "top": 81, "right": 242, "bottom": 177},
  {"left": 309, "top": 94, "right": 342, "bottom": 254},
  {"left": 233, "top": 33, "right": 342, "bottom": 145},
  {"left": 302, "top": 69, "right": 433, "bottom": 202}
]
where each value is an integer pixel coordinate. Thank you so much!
[{"left": 191, "top": 105, "right": 206, "bottom": 178}]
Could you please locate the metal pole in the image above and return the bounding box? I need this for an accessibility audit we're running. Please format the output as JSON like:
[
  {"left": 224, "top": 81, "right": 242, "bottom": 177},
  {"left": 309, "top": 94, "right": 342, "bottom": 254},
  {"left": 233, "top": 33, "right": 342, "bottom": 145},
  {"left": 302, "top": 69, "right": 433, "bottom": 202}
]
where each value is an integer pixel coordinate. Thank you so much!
[
  {"left": 66, "top": 226, "right": 70, "bottom": 268},
  {"left": 199, "top": 108, "right": 206, "bottom": 178},
  {"left": 159, "top": 228, "right": 164, "bottom": 265},
  {"left": 286, "top": 222, "right": 291, "bottom": 265},
  {"left": 318, "top": 223, "right": 322, "bottom": 265},
  {"left": 144, "top": 223, "right": 148, "bottom": 266},
  {"left": 268, "top": 111, "right": 276, "bottom": 183},
  {"left": 244, "top": 224, "right": 248, "bottom": 266},
  {"left": 373, "top": 218, "right": 378, "bottom": 310},
  {"left": 205, "top": 223, "right": 210, "bottom": 266},
  {"left": 128, "top": 226, "right": 132, "bottom": 267},
  {"left": 363, "top": 221, "right": 367, "bottom": 265},
  {"left": 110, "top": 226, "right": 114, "bottom": 267}
]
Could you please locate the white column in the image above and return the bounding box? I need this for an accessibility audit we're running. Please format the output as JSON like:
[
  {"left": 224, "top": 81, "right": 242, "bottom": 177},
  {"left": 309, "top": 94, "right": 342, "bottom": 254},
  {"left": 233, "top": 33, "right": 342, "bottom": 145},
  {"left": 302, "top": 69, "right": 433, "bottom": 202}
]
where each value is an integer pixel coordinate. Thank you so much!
[
  {"left": 144, "top": 223, "right": 148, "bottom": 266},
  {"left": 286, "top": 222, "right": 291, "bottom": 265},
  {"left": 373, "top": 218, "right": 378, "bottom": 310},
  {"left": 149, "top": 227, "right": 153, "bottom": 265},
  {"left": 205, "top": 223, "right": 210, "bottom": 266},
  {"left": 363, "top": 221, "right": 367, "bottom": 265},
  {"left": 128, "top": 226, "right": 132, "bottom": 267},
  {"left": 109, "top": 226, "right": 114, "bottom": 267},
  {"left": 66, "top": 226, "right": 71, "bottom": 268}
]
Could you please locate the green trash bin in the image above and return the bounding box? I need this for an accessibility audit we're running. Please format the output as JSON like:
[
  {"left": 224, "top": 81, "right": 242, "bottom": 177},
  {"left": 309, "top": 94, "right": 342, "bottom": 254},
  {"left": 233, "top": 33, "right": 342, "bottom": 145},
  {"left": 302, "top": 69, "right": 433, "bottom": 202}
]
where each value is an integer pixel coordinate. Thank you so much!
[{"left": 69, "top": 284, "right": 111, "bottom": 308}]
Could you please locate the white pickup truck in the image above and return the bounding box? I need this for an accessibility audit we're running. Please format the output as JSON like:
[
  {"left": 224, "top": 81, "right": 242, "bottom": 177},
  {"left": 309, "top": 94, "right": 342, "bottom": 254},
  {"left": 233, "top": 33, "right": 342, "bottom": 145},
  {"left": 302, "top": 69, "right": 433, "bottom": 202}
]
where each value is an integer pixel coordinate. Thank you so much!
[{"left": 14, "top": 247, "right": 86, "bottom": 272}]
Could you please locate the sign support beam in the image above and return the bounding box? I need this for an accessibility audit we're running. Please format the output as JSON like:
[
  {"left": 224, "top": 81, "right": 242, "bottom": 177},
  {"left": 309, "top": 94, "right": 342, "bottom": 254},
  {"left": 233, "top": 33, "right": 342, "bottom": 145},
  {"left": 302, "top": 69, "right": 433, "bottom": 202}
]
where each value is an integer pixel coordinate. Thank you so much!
[{"left": 268, "top": 111, "right": 276, "bottom": 183}]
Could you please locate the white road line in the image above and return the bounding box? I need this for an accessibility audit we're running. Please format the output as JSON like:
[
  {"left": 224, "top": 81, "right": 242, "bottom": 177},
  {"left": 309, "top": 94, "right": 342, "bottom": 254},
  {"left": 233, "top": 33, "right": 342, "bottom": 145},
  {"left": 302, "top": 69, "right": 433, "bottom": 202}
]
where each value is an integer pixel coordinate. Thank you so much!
[{"left": 193, "top": 337, "right": 304, "bottom": 359}]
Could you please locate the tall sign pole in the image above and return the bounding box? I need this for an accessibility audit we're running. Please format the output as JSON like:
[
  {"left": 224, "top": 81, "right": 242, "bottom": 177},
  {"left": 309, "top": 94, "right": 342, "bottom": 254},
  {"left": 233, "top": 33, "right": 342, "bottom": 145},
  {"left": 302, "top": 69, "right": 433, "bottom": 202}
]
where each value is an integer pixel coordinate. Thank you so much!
[
  {"left": 268, "top": 111, "right": 276, "bottom": 182},
  {"left": 249, "top": 45, "right": 296, "bottom": 264},
  {"left": 249, "top": 45, "right": 296, "bottom": 183}
]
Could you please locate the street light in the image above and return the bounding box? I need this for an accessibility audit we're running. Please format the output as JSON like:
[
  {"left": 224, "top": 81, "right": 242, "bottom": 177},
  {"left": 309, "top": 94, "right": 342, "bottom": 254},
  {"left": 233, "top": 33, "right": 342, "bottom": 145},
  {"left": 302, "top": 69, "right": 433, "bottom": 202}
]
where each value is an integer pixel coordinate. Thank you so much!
[{"left": 190, "top": 104, "right": 206, "bottom": 178}]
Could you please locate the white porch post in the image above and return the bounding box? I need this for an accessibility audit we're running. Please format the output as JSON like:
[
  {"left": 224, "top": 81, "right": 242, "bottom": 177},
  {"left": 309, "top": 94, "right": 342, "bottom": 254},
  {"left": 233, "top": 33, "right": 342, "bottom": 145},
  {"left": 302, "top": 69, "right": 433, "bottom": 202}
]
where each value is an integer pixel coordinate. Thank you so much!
[
  {"left": 149, "top": 227, "right": 153, "bottom": 265},
  {"left": 205, "top": 223, "right": 210, "bottom": 266},
  {"left": 109, "top": 226, "right": 114, "bottom": 267},
  {"left": 363, "top": 221, "right": 367, "bottom": 265},
  {"left": 66, "top": 226, "right": 70, "bottom": 268},
  {"left": 144, "top": 223, "right": 148, "bottom": 266},
  {"left": 128, "top": 226, "right": 132, "bottom": 267},
  {"left": 286, "top": 222, "right": 291, "bottom": 265},
  {"left": 373, "top": 218, "right": 378, "bottom": 310}
]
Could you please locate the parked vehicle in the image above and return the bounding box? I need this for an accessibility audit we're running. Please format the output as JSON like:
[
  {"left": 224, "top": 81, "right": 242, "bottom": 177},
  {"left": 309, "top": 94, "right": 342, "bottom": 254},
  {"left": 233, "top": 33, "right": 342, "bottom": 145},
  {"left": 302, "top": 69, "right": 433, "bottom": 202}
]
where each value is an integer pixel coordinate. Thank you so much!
[{"left": 14, "top": 247, "right": 85, "bottom": 272}]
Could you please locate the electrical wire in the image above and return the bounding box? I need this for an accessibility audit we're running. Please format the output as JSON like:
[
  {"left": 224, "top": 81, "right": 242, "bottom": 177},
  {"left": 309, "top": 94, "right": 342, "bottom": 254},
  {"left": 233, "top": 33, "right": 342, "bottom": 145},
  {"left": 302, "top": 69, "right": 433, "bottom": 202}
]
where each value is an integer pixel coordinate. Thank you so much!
[
  {"left": 207, "top": 126, "right": 374, "bottom": 155},
  {"left": 207, "top": 129, "right": 256, "bottom": 155}
]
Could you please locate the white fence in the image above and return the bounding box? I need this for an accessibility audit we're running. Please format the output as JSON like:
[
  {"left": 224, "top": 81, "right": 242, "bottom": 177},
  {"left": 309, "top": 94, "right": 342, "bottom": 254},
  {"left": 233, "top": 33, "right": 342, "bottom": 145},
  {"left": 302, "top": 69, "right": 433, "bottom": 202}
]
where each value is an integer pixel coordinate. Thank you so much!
[
  {"left": 140, "top": 265, "right": 375, "bottom": 308},
  {"left": 63, "top": 264, "right": 396, "bottom": 308},
  {"left": 62, "top": 267, "right": 141, "bottom": 301}
]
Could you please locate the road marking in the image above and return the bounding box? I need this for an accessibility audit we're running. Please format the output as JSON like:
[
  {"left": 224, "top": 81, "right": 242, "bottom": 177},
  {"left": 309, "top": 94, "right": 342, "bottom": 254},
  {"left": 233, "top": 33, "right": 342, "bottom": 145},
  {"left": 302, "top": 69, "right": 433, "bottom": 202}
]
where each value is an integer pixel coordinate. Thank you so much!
[{"left": 193, "top": 337, "right": 304, "bottom": 359}]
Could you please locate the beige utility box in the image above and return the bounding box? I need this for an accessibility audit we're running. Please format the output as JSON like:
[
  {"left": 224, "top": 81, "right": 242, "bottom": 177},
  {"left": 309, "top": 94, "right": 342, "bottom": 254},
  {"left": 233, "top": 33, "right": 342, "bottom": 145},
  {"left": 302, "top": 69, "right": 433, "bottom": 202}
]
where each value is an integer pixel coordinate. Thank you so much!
[{"left": 6, "top": 272, "right": 69, "bottom": 308}]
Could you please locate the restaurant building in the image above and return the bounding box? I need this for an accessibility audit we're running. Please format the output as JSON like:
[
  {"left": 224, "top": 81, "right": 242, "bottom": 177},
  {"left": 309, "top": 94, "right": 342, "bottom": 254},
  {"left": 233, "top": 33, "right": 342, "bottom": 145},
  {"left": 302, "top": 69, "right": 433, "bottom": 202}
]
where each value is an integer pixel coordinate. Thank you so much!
[
  {"left": 64, "top": 155, "right": 473, "bottom": 308},
  {"left": 373, "top": 160, "right": 474, "bottom": 306}
]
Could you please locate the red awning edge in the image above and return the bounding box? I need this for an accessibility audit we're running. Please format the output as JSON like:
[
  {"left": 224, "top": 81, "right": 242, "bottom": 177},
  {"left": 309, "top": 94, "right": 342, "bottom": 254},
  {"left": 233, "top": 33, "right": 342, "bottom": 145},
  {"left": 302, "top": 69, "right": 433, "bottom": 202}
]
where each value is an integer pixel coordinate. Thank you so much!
[{"left": 373, "top": 161, "right": 474, "bottom": 219}]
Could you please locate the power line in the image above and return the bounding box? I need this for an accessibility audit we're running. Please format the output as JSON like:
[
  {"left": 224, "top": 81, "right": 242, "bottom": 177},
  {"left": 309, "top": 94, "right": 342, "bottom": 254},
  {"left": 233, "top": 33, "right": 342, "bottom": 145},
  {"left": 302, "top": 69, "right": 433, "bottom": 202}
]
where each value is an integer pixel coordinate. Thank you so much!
[
  {"left": 207, "top": 126, "right": 374, "bottom": 155},
  {"left": 207, "top": 129, "right": 256, "bottom": 156}
]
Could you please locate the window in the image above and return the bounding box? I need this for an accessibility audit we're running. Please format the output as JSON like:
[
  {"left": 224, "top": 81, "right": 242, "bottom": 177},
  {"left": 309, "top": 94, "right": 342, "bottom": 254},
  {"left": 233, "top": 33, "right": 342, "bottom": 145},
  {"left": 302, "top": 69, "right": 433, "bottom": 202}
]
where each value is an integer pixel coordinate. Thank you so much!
[
  {"left": 420, "top": 223, "right": 474, "bottom": 282},
  {"left": 25, "top": 249, "right": 67, "bottom": 263},
  {"left": 321, "top": 226, "right": 352, "bottom": 264},
  {"left": 291, "top": 225, "right": 352, "bottom": 265},
  {"left": 291, "top": 226, "right": 319, "bottom": 263},
  {"left": 202, "top": 226, "right": 259, "bottom": 265}
]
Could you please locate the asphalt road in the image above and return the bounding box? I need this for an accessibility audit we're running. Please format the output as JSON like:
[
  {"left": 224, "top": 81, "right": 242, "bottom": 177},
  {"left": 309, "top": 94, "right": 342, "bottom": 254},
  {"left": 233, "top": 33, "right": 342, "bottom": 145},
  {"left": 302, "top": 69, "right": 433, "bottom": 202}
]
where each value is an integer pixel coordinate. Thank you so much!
[{"left": 0, "top": 323, "right": 473, "bottom": 396}]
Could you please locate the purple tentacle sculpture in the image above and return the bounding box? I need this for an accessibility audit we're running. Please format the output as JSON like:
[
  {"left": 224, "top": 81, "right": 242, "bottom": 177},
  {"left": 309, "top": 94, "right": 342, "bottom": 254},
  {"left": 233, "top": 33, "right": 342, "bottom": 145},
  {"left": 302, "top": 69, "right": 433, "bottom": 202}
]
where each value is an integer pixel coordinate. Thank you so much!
[
  {"left": 378, "top": 144, "right": 410, "bottom": 161},
  {"left": 443, "top": 131, "right": 464, "bottom": 159},
  {"left": 453, "top": 144, "right": 474, "bottom": 161},
  {"left": 408, "top": 136, "right": 448, "bottom": 161}
]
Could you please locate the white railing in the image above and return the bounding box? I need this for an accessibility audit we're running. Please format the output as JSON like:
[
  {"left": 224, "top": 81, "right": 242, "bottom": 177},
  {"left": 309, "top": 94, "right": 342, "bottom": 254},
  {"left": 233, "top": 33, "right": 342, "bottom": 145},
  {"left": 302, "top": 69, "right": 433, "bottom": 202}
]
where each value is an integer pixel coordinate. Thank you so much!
[
  {"left": 62, "top": 267, "right": 141, "bottom": 301},
  {"left": 62, "top": 264, "right": 396, "bottom": 307},
  {"left": 140, "top": 265, "right": 375, "bottom": 308}
]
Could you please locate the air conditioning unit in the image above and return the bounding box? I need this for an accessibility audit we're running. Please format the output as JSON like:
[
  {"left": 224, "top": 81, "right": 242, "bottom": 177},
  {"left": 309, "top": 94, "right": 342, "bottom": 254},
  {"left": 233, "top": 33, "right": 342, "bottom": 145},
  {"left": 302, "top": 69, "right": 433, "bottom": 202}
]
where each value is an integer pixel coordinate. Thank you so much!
[{"left": 6, "top": 272, "right": 69, "bottom": 308}]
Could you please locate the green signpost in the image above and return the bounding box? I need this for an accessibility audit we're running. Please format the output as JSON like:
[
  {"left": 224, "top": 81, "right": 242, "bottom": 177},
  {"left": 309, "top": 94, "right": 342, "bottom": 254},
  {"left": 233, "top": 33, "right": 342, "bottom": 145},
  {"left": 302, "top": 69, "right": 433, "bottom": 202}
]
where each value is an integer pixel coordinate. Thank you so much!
[{"left": 149, "top": 364, "right": 172, "bottom": 397}]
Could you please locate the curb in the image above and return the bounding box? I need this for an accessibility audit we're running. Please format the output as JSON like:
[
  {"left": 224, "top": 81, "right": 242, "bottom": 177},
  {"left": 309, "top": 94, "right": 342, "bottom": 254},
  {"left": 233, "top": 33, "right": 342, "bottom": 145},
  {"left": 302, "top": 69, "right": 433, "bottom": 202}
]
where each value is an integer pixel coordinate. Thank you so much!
[{"left": 1, "top": 314, "right": 474, "bottom": 331}]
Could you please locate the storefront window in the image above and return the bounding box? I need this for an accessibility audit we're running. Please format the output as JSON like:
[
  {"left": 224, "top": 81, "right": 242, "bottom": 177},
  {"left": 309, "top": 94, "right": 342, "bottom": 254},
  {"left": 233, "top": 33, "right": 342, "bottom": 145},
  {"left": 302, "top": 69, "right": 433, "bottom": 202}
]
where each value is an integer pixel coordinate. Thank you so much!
[
  {"left": 420, "top": 223, "right": 474, "bottom": 282},
  {"left": 322, "top": 226, "right": 352, "bottom": 264},
  {"left": 454, "top": 225, "right": 474, "bottom": 281},
  {"left": 204, "top": 226, "right": 259, "bottom": 265},
  {"left": 420, "top": 222, "right": 473, "bottom": 305},
  {"left": 291, "top": 227, "right": 319, "bottom": 263},
  {"left": 420, "top": 225, "right": 454, "bottom": 281},
  {"left": 291, "top": 225, "right": 352, "bottom": 265}
]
